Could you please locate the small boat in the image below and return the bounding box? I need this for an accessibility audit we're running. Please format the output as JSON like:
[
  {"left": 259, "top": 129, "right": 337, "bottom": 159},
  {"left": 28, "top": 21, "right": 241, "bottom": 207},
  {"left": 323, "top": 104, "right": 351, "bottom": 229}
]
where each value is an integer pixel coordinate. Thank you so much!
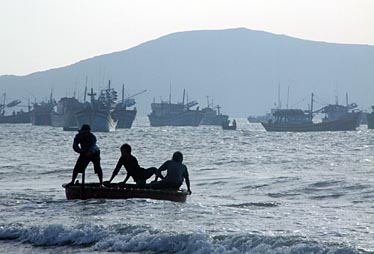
[
  {"left": 62, "top": 182, "right": 188, "bottom": 202},
  {"left": 222, "top": 119, "right": 237, "bottom": 130}
]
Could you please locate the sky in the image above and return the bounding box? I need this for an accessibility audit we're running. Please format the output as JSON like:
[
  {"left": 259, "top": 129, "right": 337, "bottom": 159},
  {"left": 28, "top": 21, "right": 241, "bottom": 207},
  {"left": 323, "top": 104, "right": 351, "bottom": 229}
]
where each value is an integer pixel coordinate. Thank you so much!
[{"left": 1, "top": 0, "right": 374, "bottom": 76}]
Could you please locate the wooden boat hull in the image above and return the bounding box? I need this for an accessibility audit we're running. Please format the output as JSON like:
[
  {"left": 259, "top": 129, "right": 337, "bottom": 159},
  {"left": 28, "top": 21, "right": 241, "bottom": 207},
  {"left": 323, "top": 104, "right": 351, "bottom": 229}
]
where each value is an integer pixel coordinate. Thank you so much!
[
  {"left": 31, "top": 111, "right": 52, "bottom": 126},
  {"left": 261, "top": 112, "right": 361, "bottom": 132},
  {"left": 62, "top": 183, "right": 188, "bottom": 202},
  {"left": 200, "top": 108, "right": 229, "bottom": 126},
  {"left": 76, "top": 109, "right": 117, "bottom": 132},
  {"left": 367, "top": 113, "right": 374, "bottom": 129},
  {"left": 111, "top": 108, "right": 137, "bottom": 129},
  {"left": 0, "top": 111, "right": 31, "bottom": 124}
]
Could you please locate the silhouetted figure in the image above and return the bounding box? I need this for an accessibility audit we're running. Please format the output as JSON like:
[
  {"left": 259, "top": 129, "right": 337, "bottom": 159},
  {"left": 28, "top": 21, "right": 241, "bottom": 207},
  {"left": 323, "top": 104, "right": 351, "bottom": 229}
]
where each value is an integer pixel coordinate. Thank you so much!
[
  {"left": 69, "top": 124, "right": 103, "bottom": 186},
  {"left": 232, "top": 119, "right": 237, "bottom": 128},
  {"left": 151, "top": 151, "right": 191, "bottom": 194},
  {"left": 107, "top": 143, "right": 157, "bottom": 187}
]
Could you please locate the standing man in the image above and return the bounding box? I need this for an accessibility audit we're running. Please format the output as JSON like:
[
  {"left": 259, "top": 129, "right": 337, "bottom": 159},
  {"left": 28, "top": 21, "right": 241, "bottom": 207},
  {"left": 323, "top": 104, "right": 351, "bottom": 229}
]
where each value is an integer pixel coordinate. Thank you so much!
[
  {"left": 68, "top": 124, "right": 103, "bottom": 186},
  {"left": 151, "top": 151, "right": 192, "bottom": 194},
  {"left": 107, "top": 143, "right": 156, "bottom": 187}
]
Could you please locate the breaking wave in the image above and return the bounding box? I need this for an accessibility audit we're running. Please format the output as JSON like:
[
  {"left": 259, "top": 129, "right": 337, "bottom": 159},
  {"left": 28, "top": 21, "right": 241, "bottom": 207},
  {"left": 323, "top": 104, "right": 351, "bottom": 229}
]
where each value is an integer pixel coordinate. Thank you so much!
[{"left": 0, "top": 223, "right": 367, "bottom": 254}]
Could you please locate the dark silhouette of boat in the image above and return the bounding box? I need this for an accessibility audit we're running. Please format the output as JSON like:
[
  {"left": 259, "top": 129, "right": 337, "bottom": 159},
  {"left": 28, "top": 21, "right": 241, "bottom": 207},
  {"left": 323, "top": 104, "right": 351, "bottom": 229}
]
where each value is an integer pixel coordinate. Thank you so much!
[
  {"left": 31, "top": 95, "right": 56, "bottom": 126},
  {"left": 111, "top": 85, "right": 145, "bottom": 129},
  {"left": 62, "top": 182, "right": 188, "bottom": 202},
  {"left": 262, "top": 93, "right": 361, "bottom": 132},
  {"left": 200, "top": 98, "right": 229, "bottom": 126},
  {"left": 0, "top": 110, "right": 31, "bottom": 124},
  {"left": 51, "top": 97, "right": 84, "bottom": 128},
  {"left": 75, "top": 82, "right": 118, "bottom": 132},
  {"left": 222, "top": 119, "right": 237, "bottom": 130},
  {"left": 367, "top": 106, "right": 374, "bottom": 129},
  {"left": 0, "top": 93, "right": 31, "bottom": 124},
  {"left": 148, "top": 90, "right": 204, "bottom": 127}
]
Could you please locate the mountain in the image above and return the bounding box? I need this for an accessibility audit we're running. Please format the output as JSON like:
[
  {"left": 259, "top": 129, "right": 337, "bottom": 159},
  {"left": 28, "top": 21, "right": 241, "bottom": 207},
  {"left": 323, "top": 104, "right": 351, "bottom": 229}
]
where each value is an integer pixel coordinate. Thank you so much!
[{"left": 1, "top": 28, "right": 374, "bottom": 117}]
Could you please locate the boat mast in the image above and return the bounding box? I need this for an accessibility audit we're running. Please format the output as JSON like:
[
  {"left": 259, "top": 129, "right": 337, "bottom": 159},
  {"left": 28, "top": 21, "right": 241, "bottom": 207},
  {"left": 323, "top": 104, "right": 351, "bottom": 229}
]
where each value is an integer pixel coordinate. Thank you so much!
[
  {"left": 169, "top": 81, "right": 172, "bottom": 104},
  {"left": 84, "top": 77, "right": 88, "bottom": 102},
  {"left": 277, "top": 82, "right": 281, "bottom": 109},
  {"left": 310, "top": 92, "right": 314, "bottom": 120},
  {"left": 49, "top": 88, "right": 53, "bottom": 104},
  {"left": 122, "top": 83, "right": 125, "bottom": 104},
  {"left": 346, "top": 92, "right": 348, "bottom": 107},
  {"left": 1, "top": 93, "right": 5, "bottom": 115},
  {"left": 88, "top": 88, "right": 96, "bottom": 104},
  {"left": 182, "top": 89, "right": 185, "bottom": 105}
]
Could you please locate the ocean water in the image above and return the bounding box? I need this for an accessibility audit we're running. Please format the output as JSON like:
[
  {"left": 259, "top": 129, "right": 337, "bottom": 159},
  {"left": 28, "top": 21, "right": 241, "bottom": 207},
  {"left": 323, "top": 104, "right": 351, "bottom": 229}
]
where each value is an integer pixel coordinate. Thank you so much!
[{"left": 1, "top": 117, "right": 374, "bottom": 254}]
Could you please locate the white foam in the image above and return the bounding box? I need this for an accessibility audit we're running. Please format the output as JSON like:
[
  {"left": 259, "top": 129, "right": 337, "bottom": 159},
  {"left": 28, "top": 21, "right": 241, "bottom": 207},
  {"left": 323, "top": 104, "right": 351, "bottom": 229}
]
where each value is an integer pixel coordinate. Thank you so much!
[{"left": 0, "top": 223, "right": 363, "bottom": 254}]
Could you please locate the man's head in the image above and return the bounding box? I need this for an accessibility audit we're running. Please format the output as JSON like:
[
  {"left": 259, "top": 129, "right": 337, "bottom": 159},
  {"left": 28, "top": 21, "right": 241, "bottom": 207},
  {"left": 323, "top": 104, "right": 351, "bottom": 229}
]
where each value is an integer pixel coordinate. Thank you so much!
[
  {"left": 79, "top": 124, "right": 91, "bottom": 133},
  {"left": 120, "top": 143, "right": 131, "bottom": 157},
  {"left": 172, "top": 151, "right": 183, "bottom": 163}
]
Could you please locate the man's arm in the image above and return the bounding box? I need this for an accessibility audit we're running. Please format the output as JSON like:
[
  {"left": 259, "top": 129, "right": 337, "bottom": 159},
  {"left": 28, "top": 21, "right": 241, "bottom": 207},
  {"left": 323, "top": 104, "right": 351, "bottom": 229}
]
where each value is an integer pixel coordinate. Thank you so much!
[
  {"left": 185, "top": 175, "right": 191, "bottom": 194},
  {"left": 156, "top": 161, "right": 168, "bottom": 180},
  {"left": 108, "top": 158, "right": 122, "bottom": 183},
  {"left": 72, "top": 135, "right": 82, "bottom": 154},
  {"left": 184, "top": 166, "right": 191, "bottom": 194}
]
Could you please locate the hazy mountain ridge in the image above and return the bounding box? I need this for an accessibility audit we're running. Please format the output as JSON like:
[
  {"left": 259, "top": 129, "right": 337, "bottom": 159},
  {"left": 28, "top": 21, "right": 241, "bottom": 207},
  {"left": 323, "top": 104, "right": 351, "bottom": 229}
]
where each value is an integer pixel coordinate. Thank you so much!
[{"left": 1, "top": 28, "right": 373, "bottom": 116}]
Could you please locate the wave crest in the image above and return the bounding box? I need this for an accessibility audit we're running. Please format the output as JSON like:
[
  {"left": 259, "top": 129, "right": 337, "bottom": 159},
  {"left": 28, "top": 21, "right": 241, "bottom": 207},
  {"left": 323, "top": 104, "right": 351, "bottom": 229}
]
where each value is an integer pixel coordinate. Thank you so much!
[{"left": 0, "top": 223, "right": 365, "bottom": 253}]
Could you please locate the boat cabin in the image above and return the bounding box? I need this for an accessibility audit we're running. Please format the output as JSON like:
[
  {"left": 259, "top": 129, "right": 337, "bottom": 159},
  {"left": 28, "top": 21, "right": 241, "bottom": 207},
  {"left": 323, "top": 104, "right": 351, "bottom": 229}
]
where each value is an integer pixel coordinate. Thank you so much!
[
  {"left": 318, "top": 104, "right": 357, "bottom": 122},
  {"left": 271, "top": 109, "right": 312, "bottom": 125}
]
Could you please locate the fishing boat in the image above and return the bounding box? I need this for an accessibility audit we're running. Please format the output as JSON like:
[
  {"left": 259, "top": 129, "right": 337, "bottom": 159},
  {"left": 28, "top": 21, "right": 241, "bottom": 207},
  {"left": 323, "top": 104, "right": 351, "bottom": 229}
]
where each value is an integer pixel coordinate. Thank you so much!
[
  {"left": 148, "top": 89, "right": 204, "bottom": 127},
  {"left": 111, "top": 85, "right": 146, "bottom": 129},
  {"left": 31, "top": 100, "right": 56, "bottom": 126},
  {"left": 75, "top": 82, "right": 118, "bottom": 132},
  {"left": 51, "top": 97, "right": 84, "bottom": 128},
  {"left": 62, "top": 182, "right": 188, "bottom": 202},
  {"left": 261, "top": 93, "right": 361, "bottom": 132},
  {"left": 200, "top": 98, "right": 229, "bottom": 126},
  {"left": 0, "top": 94, "right": 31, "bottom": 124}
]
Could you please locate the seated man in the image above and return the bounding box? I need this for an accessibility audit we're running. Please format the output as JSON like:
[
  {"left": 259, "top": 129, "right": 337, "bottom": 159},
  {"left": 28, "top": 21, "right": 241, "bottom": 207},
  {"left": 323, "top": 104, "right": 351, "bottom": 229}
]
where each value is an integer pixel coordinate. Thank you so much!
[
  {"left": 107, "top": 143, "right": 156, "bottom": 187},
  {"left": 151, "top": 151, "right": 192, "bottom": 194}
]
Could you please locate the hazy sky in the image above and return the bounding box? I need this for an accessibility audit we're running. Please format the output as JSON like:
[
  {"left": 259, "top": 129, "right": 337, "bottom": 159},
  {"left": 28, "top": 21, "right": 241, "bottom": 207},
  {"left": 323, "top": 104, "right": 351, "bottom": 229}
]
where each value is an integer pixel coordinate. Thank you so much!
[{"left": 1, "top": 0, "right": 373, "bottom": 75}]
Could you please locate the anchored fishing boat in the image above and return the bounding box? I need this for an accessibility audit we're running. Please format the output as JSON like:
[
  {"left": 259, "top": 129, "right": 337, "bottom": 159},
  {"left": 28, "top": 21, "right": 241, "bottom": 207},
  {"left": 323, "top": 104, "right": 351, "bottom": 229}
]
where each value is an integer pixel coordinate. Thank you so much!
[
  {"left": 75, "top": 82, "right": 118, "bottom": 132},
  {"left": 111, "top": 85, "right": 145, "bottom": 129},
  {"left": 200, "top": 97, "right": 229, "bottom": 126},
  {"left": 148, "top": 89, "right": 204, "bottom": 127},
  {"left": 0, "top": 93, "right": 31, "bottom": 124},
  {"left": 62, "top": 182, "right": 188, "bottom": 202},
  {"left": 261, "top": 93, "right": 361, "bottom": 132},
  {"left": 51, "top": 97, "right": 84, "bottom": 128}
]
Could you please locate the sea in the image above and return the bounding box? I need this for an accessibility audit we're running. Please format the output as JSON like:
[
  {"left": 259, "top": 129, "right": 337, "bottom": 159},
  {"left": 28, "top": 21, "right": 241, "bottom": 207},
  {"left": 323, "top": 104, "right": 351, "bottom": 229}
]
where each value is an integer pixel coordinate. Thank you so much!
[{"left": 1, "top": 117, "right": 374, "bottom": 254}]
